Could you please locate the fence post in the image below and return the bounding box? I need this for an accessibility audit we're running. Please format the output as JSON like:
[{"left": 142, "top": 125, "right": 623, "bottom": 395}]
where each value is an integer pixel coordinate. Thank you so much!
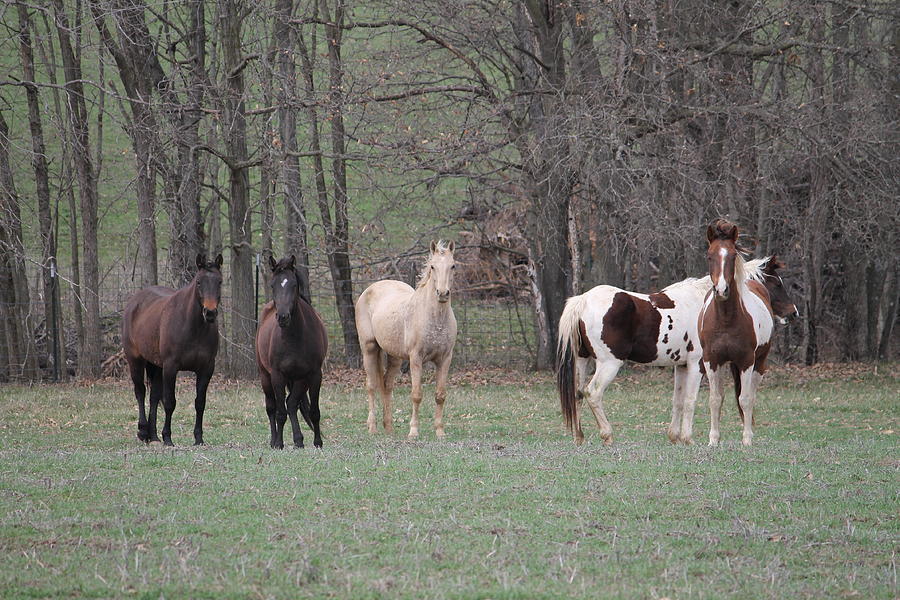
[{"left": 50, "top": 257, "right": 59, "bottom": 383}]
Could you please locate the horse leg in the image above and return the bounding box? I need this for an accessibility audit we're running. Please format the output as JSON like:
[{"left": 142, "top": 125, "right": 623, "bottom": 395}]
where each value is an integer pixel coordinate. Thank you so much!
[
  {"left": 678, "top": 359, "right": 703, "bottom": 445},
  {"left": 433, "top": 351, "right": 453, "bottom": 439},
  {"left": 285, "top": 381, "right": 307, "bottom": 448},
  {"left": 270, "top": 372, "right": 288, "bottom": 449},
  {"left": 308, "top": 372, "right": 324, "bottom": 448},
  {"left": 407, "top": 355, "right": 424, "bottom": 439},
  {"left": 584, "top": 358, "right": 622, "bottom": 445},
  {"left": 667, "top": 364, "right": 686, "bottom": 444},
  {"left": 573, "top": 357, "right": 592, "bottom": 445},
  {"left": 737, "top": 368, "right": 760, "bottom": 446},
  {"left": 160, "top": 366, "right": 178, "bottom": 446},
  {"left": 146, "top": 364, "right": 163, "bottom": 443},
  {"left": 260, "top": 369, "right": 278, "bottom": 447},
  {"left": 192, "top": 367, "right": 213, "bottom": 445},
  {"left": 706, "top": 363, "right": 727, "bottom": 447},
  {"left": 129, "top": 359, "right": 149, "bottom": 442},
  {"left": 361, "top": 342, "right": 383, "bottom": 434},
  {"left": 381, "top": 355, "right": 402, "bottom": 434}
]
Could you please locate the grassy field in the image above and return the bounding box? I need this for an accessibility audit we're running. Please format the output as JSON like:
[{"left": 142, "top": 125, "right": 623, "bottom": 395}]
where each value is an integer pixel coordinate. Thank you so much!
[{"left": 0, "top": 364, "right": 897, "bottom": 599}]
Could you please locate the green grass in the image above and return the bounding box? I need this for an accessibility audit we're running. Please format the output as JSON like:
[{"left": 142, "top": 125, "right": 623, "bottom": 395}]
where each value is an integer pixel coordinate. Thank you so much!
[{"left": 0, "top": 365, "right": 897, "bottom": 599}]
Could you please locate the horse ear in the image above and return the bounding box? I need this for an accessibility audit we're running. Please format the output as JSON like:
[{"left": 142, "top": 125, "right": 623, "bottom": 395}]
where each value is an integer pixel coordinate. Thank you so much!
[
  {"left": 268, "top": 255, "right": 277, "bottom": 271},
  {"left": 706, "top": 224, "right": 716, "bottom": 243},
  {"left": 288, "top": 254, "right": 296, "bottom": 269},
  {"left": 196, "top": 254, "right": 205, "bottom": 269},
  {"left": 215, "top": 253, "right": 223, "bottom": 268},
  {"left": 430, "top": 240, "right": 437, "bottom": 254},
  {"left": 447, "top": 240, "right": 455, "bottom": 253},
  {"left": 727, "top": 223, "right": 739, "bottom": 241}
]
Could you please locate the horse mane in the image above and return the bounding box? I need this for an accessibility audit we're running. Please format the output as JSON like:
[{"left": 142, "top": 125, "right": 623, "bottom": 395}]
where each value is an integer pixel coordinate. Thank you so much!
[
  {"left": 416, "top": 240, "right": 452, "bottom": 289},
  {"left": 662, "top": 275, "right": 712, "bottom": 294}
]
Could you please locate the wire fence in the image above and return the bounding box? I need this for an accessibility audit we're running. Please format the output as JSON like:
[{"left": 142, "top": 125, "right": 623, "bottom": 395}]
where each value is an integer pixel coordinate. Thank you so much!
[{"left": 0, "top": 256, "right": 537, "bottom": 382}]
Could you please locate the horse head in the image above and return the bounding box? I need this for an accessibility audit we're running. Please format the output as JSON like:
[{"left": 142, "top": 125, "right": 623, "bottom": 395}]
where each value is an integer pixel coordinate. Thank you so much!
[
  {"left": 269, "top": 254, "right": 301, "bottom": 327},
  {"left": 428, "top": 240, "right": 456, "bottom": 303},
  {"left": 195, "top": 253, "right": 223, "bottom": 323},
  {"left": 706, "top": 219, "right": 739, "bottom": 301},
  {"left": 762, "top": 256, "right": 800, "bottom": 324}
]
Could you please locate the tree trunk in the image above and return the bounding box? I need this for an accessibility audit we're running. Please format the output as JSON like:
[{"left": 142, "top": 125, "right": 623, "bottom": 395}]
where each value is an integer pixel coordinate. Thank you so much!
[
  {"left": 221, "top": 0, "right": 256, "bottom": 377},
  {"left": 321, "top": 0, "right": 360, "bottom": 366},
  {"left": 171, "top": 0, "right": 207, "bottom": 287},
  {"left": 16, "top": 3, "right": 57, "bottom": 366},
  {"left": 275, "top": 0, "right": 311, "bottom": 303},
  {"left": 0, "top": 111, "right": 40, "bottom": 380}
]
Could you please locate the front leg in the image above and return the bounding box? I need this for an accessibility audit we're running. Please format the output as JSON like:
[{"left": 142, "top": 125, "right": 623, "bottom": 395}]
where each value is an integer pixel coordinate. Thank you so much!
[{"left": 193, "top": 366, "right": 213, "bottom": 445}]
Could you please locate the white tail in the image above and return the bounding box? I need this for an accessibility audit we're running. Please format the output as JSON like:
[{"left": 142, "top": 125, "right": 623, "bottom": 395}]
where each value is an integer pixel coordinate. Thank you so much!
[{"left": 557, "top": 293, "right": 588, "bottom": 360}]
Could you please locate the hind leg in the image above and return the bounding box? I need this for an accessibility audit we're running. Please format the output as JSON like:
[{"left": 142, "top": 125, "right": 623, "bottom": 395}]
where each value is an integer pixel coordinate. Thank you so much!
[
  {"left": 146, "top": 364, "right": 163, "bottom": 443},
  {"left": 706, "top": 362, "right": 727, "bottom": 447},
  {"left": 192, "top": 365, "right": 213, "bottom": 445},
  {"left": 667, "top": 364, "right": 687, "bottom": 444},
  {"left": 286, "top": 381, "right": 307, "bottom": 448},
  {"left": 433, "top": 351, "right": 453, "bottom": 438},
  {"left": 361, "top": 341, "right": 383, "bottom": 434},
  {"left": 260, "top": 368, "right": 279, "bottom": 447},
  {"left": 128, "top": 358, "right": 149, "bottom": 442},
  {"left": 408, "top": 354, "right": 424, "bottom": 439},
  {"left": 738, "top": 368, "right": 761, "bottom": 446},
  {"left": 584, "top": 358, "right": 622, "bottom": 445},
  {"left": 678, "top": 359, "right": 702, "bottom": 445},
  {"left": 573, "top": 357, "right": 592, "bottom": 445},
  {"left": 381, "top": 355, "right": 402, "bottom": 434},
  {"left": 308, "top": 372, "right": 324, "bottom": 448}
]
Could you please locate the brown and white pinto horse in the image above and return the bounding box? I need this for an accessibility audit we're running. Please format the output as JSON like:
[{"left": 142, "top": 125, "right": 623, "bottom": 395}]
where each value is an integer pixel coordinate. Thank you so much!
[
  {"left": 557, "top": 272, "right": 711, "bottom": 446},
  {"left": 557, "top": 256, "right": 796, "bottom": 446},
  {"left": 699, "top": 219, "right": 776, "bottom": 446}
]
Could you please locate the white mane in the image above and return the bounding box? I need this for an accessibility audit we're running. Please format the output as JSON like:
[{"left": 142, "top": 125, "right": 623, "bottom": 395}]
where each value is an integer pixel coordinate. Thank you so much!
[
  {"left": 662, "top": 275, "right": 712, "bottom": 295},
  {"left": 739, "top": 256, "right": 768, "bottom": 285}
]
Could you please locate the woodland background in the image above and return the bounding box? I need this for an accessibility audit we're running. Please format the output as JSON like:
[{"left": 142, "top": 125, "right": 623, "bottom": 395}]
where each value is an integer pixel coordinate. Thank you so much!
[{"left": 0, "top": 0, "right": 897, "bottom": 381}]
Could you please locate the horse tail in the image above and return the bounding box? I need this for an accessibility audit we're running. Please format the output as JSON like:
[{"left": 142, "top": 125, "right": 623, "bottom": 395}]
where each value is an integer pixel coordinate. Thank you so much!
[
  {"left": 298, "top": 391, "right": 314, "bottom": 430},
  {"left": 557, "top": 295, "right": 588, "bottom": 432}
]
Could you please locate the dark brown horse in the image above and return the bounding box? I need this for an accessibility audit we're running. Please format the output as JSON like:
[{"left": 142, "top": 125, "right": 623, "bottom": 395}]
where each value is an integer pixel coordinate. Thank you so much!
[
  {"left": 255, "top": 255, "right": 328, "bottom": 448},
  {"left": 122, "top": 254, "right": 223, "bottom": 445}
]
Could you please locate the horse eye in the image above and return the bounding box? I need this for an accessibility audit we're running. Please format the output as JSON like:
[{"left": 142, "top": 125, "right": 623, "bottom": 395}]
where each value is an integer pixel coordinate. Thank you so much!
[{"left": 451, "top": 265, "right": 456, "bottom": 269}]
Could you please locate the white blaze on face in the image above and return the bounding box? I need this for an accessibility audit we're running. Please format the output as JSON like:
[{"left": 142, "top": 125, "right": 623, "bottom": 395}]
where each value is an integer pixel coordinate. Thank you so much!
[
  {"left": 715, "top": 247, "right": 729, "bottom": 295},
  {"left": 281, "top": 278, "right": 288, "bottom": 288}
]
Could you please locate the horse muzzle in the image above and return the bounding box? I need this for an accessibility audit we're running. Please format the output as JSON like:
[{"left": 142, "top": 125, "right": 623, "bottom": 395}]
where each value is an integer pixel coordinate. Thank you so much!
[
  {"left": 277, "top": 313, "right": 292, "bottom": 328},
  {"left": 436, "top": 290, "right": 450, "bottom": 303},
  {"left": 202, "top": 307, "right": 218, "bottom": 323}
]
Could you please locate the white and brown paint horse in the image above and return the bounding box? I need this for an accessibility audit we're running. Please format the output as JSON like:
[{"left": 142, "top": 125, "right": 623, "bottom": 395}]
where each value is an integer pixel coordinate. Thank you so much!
[
  {"left": 355, "top": 241, "right": 458, "bottom": 438},
  {"left": 699, "top": 219, "right": 786, "bottom": 446},
  {"left": 557, "top": 255, "right": 797, "bottom": 446}
]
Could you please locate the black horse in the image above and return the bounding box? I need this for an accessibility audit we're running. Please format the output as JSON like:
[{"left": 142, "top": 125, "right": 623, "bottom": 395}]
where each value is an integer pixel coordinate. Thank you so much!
[
  {"left": 122, "top": 254, "right": 223, "bottom": 445},
  {"left": 255, "top": 255, "right": 328, "bottom": 448}
]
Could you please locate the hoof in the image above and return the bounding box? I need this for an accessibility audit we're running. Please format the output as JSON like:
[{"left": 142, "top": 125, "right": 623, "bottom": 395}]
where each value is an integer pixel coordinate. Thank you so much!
[
  {"left": 681, "top": 437, "right": 695, "bottom": 446},
  {"left": 602, "top": 436, "right": 614, "bottom": 446},
  {"left": 314, "top": 439, "right": 323, "bottom": 449},
  {"left": 193, "top": 440, "right": 205, "bottom": 446},
  {"left": 294, "top": 442, "right": 304, "bottom": 449},
  {"left": 574, "top": 435, "right": 584, "bottom": 446},
  {"left": 435, "top": 429, "right": 446, "bottom": 439},
  {"left": 708, "top": 440, "right": 720, "bottom": 448},
  {"left": 407, "top": 431, "right": 419, "bottom": 440},
  {"left": 667, "top": 430, "right": 679, "bottom": 444}
]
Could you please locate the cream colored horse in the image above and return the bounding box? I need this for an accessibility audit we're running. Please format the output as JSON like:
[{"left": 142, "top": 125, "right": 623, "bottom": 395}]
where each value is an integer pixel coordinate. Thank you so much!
[{"left": 355, "top": 241, "right": 458, "bottom": 438}]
